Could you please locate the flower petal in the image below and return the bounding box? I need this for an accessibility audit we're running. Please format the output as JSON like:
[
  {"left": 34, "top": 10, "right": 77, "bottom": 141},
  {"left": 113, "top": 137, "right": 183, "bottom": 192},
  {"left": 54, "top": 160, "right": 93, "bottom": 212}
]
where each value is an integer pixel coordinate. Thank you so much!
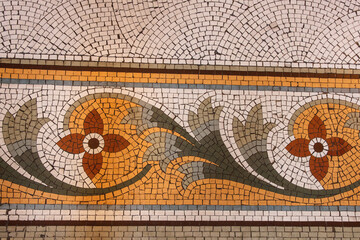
[
  {"left": 84, "top": 109, "right": 104, "bottom": 135},
  {"left": 308, "top": 115, "right": 327, "bottom": 139},
  {"left": 103, "top": 134, "right": 130, "bottom": 153},
  {"left": 83, "top": 152, "right": 103, "bottom": 179},
  {"left": 309, "top": 156, "right": 329, "bottom": 182},
  {"left": 286, "top": 138, "right": 311, "bottom": 157},
  {"left": 57, "top": 133, "right": 85, "bottom": 154},
  {"left": 326, "top": 137, "right": 352, "bottom": 156}
]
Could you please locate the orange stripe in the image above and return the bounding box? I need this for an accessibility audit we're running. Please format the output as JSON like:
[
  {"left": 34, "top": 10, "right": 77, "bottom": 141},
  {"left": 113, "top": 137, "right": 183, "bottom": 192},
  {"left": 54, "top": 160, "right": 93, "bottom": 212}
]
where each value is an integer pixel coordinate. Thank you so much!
[{"left": 1, "top": 67, "right": 358, "bottom": 88}]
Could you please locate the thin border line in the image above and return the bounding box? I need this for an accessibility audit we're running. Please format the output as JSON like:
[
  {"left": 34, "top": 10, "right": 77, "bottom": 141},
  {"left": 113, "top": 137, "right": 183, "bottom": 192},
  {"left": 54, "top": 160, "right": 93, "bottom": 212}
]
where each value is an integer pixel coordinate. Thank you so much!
[
  {"left": 1, "top": 221, "right": 360, "bottom": 226},
  {"left": 2, "top": 63, "right": 360, "bottom": 79},
  {"left": 0, "top": 204, "right": 358, "bottom": 211},
  {"left": 0, "top": 78, "right": 357, "bottom": 93}
]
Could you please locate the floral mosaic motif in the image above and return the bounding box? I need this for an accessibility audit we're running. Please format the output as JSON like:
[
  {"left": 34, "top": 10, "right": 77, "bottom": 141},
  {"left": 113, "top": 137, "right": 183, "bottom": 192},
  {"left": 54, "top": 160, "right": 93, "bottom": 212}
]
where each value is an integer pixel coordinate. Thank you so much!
[
  {"left": 2, "top": 94, "right": 360, "bottom": 202},
  {"left": 57, "top": 109, "right": 130, "bottom": 179},
  {"left": 286, "top": 115, "right": 352, "bottom": 182},
  {"left": 0, "top": 98, "right": 152, "bottom": 196}
]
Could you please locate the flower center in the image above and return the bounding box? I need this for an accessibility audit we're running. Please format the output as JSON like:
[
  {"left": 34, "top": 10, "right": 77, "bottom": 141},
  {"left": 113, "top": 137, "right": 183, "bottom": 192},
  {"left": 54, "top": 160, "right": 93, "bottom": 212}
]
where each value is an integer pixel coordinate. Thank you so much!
[
  {"left": 88, "top": 138, "right": 100, "bottom": 149},
  {"left": 308, "top": 137, "right": 329, "bottom": 158},
  {"left": 83, "top": 133, "right": 104, "bottom": 154},
  {"left": 313, "top": 142, "right": 324, "bottom": 153}
]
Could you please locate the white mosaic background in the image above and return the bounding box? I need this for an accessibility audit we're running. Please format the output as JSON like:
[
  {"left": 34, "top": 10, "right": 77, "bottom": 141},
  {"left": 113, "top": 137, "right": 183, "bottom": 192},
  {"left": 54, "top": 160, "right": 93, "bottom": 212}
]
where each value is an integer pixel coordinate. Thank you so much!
[{"left": 1, "top": 0, "right": 360, "bottom": 69}]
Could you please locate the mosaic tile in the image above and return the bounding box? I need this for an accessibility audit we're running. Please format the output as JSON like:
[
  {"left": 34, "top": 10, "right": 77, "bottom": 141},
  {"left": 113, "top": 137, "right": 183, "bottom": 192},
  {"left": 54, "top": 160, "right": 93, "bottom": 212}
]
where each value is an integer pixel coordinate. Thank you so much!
[{"left": 2, "top": 65, "right": 360, "bottom": 226}]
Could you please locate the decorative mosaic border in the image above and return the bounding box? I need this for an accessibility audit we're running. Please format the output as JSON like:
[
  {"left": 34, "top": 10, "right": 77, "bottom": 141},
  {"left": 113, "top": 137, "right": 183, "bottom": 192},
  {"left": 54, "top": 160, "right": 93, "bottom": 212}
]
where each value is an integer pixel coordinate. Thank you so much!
[
  {"left": 2, "top": 61, "right": 360, "bottom": 224},
  {"left": 2, "top": 58, "right": 360, "bottom": 74}
]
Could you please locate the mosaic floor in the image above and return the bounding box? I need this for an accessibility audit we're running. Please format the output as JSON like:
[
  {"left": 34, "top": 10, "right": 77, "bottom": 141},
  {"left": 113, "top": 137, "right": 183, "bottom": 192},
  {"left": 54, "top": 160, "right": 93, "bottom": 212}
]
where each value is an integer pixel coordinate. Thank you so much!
[
  {"left": 1, "top": 64, "right": 360, "bottom": 223},
  {"left": 3, "top": 1, "right": 360, "bottom": 239}
]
